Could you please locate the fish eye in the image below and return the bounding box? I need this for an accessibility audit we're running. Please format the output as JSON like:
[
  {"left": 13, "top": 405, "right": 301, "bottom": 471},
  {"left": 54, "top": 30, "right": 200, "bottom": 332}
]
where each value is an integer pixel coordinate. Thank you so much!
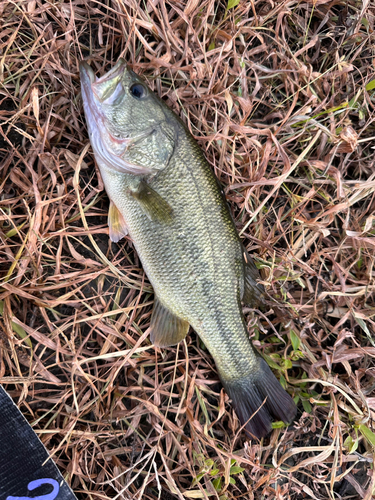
[{"left": 129, "top": 83, "right": 146, "bottom": 99}]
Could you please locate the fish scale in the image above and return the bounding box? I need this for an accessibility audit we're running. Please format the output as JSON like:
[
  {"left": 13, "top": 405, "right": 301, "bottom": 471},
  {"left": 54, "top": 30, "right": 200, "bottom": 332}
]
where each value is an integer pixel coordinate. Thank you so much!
[{"left": 80, "top": 58, "right": 297, "bottom": 438}]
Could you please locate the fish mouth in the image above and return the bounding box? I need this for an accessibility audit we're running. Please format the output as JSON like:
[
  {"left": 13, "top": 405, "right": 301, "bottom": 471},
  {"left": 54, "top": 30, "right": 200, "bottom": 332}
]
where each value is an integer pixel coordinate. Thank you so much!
[
  {"left": 79, "top": 61, "right": 96, "bottom": 84},
  {"left": 80, "top": 59, "right": 128, "bottom": 103},
  {"left": 79, "top": 62, "right": 96, "bottom": 107},
  {"left": 79, "top": 60, "right": 100, "bottom": 122},
  {"left": 94, "top": 59, "right": 127, "bottom": 87}
]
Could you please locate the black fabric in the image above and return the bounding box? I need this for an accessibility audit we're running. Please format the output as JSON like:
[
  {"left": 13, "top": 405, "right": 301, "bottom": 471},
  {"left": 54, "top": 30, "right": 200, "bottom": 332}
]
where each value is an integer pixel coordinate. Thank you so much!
[{"left": 0, "top": 386, "right": 77, "bottom": 500}]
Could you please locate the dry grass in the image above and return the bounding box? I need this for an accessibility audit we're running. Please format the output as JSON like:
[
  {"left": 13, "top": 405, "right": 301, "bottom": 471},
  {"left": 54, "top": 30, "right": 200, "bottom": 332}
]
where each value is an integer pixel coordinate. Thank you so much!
[{"left": 1, "top": 1, "right": 375, "bottom": 499}]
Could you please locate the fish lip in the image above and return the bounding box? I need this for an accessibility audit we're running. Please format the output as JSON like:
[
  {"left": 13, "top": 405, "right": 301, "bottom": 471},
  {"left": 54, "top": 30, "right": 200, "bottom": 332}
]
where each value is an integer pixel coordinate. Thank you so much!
[
  {"left": 91, "top": 59, "right": 128, "bottom": 102},
  {"left": 94, "top": 58, "right": 127, "bottom": 85},
  {"left": 79, "top": 58, "right": 127, "bottom": 90},
  {"left": 79, "top": 61, "right": 102, "bottom": 127},
  {"left": 79, "top": 61, "right": 98, "bottom": 120},
  {"left": 79, "top": 59, "right": 127, "bottom": 108},
  {"left": 79, "top": 61, "right": 96, "bottom": 87}
]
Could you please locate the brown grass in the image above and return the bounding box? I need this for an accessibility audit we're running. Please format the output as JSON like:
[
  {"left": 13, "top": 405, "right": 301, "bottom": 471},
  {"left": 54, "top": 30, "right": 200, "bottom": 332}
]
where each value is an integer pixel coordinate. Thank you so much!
[{"left": 1, "top": 1, "right": 375, "bottom": 499}]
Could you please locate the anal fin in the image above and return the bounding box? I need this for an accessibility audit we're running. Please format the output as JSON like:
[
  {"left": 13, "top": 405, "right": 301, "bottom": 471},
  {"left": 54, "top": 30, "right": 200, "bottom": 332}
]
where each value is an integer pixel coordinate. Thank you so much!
[
  {"left": 108, "top": 201, "right": 128, "bottom": 243},
  {"left": 131, "top": 180, "right": 173, "bottom": 223},
  {"left": 150, "top": 297, "right": 190, "bottom": 347}
]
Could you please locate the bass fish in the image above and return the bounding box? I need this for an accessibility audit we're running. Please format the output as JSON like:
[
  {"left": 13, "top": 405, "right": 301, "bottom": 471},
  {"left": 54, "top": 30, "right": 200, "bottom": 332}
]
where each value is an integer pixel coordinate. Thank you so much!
[{"left": 80, "top": 59, "right": 297, "bottom": 438}]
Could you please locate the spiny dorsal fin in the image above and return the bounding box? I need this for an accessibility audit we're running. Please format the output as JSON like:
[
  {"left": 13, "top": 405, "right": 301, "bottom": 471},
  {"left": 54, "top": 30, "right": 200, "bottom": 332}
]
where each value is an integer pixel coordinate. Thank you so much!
[
  {"left": 130, "top": 180, "right": 173, "bottom": 223},
  {"left": 150, "top": 297, "right": 190, "bottom": 347},
  {"left": 242, "top": 248, "right": 264, "bottom": 306},
  {"left": 108, "top": 201, "right": 128, "bottom": 242}
]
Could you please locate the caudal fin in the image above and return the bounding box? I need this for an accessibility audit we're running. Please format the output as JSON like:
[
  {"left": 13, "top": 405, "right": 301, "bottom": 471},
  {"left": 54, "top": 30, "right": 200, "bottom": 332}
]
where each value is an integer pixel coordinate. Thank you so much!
[{"left": 221, "top": 358, "right": 297, "bottom": 439}]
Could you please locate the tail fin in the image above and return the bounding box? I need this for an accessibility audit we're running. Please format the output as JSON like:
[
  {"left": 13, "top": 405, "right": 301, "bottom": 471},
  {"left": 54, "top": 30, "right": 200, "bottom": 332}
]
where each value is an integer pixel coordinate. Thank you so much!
[{"left": 221, "top": 358, "right": 297, "bottom": 439}]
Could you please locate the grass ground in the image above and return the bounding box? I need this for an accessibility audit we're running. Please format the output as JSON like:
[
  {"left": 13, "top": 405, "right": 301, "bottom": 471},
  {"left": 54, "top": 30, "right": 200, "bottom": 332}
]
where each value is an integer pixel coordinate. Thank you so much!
[{"left": 1, "top": 1, "right": 375, "bottom": 499}]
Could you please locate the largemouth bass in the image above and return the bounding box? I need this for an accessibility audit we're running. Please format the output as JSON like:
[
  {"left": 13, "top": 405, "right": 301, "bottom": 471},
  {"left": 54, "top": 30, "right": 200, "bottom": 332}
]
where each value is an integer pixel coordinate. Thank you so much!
[{"left": 80, "top": 59, "right": 297, "bottom": 438}]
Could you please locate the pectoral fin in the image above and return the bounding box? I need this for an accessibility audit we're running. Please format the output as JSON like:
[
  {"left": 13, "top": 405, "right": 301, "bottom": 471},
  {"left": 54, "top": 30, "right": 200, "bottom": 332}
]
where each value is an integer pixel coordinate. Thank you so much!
[
  {"left": 131, "top": 180, "right": 173, "bottom": 223},
  {"left": 150, "top": 297, "right": 190, "bottom": 347},
  {"left": 108, "top": 201, "right": 128, "bottom": 242},
  {"left": 242, "top": 249, "right": 264, "bottom": 305}
]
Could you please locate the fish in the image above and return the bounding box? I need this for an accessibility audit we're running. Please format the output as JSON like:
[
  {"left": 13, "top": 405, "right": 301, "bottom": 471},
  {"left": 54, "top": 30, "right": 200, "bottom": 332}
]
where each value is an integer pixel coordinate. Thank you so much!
[{"left": 79, "top": 58, "right": 297, "bottom": 438}]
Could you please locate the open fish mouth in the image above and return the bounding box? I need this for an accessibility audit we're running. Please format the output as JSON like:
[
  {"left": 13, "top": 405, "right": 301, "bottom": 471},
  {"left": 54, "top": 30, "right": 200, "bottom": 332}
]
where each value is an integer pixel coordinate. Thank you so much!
[
  {"left": 79, "top": 60, "right": 153, "bottom": 175},
  {"left": 80, "top": 59, "right": 127, "bottom": 98}
]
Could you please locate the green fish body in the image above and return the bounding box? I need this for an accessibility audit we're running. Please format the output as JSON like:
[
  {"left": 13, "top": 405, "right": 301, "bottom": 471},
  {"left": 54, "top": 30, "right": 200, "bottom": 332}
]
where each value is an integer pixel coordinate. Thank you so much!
[{"left": 80, "top": 59, "right": 297, "bottom": 438}]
